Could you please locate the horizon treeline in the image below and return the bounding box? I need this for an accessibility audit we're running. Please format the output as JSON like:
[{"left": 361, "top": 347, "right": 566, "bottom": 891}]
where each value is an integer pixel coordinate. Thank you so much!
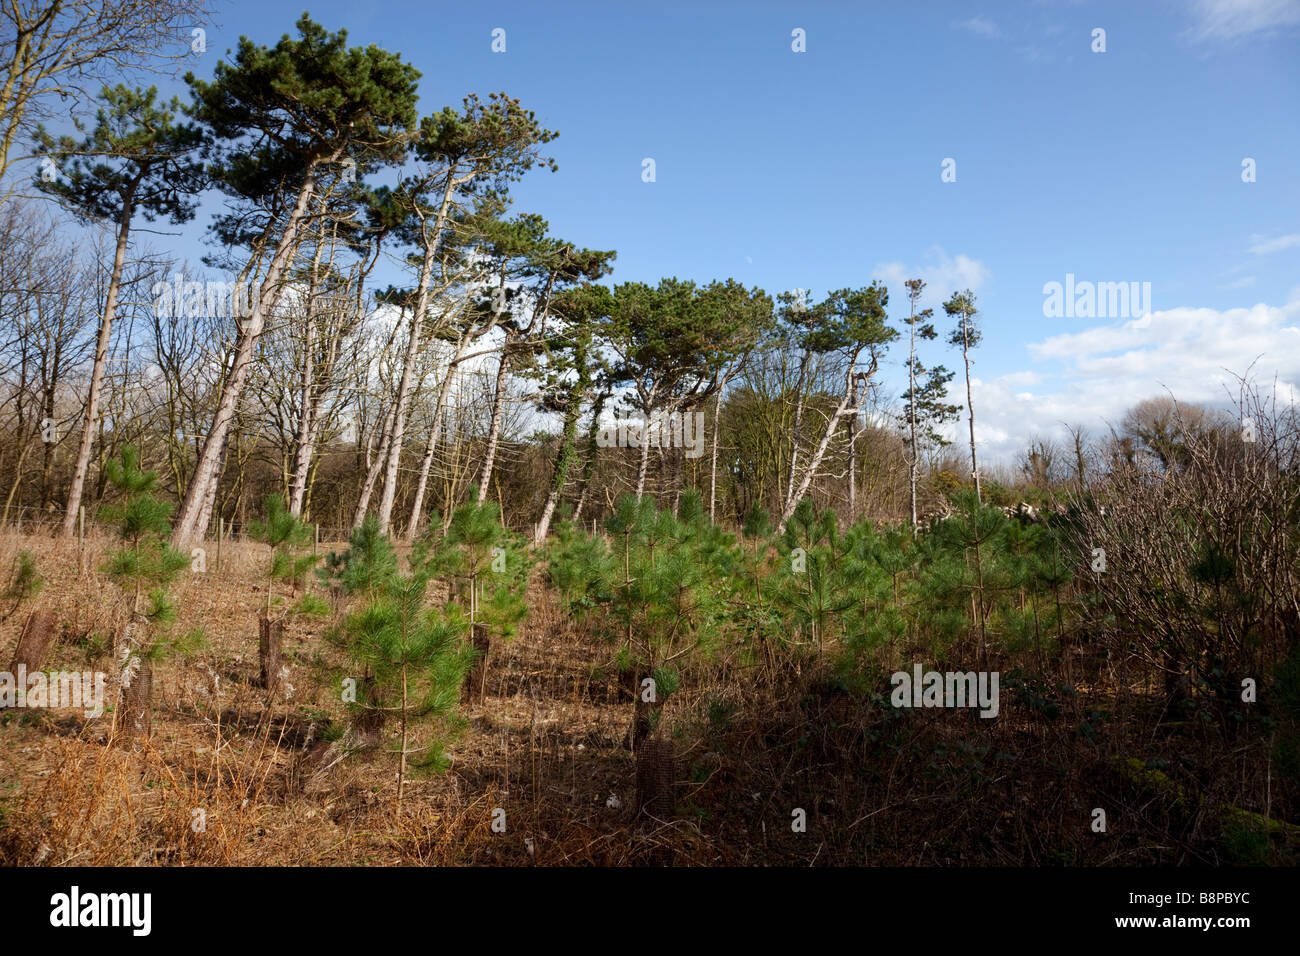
[{"left": 0, "top": 12, "right": 1289, "bottom": 545}]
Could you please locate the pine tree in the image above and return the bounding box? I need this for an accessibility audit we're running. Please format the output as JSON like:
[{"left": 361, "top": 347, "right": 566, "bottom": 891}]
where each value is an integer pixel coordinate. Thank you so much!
[
  {"left": 99, "top": 447, "right": 200, "bottom": 744},
  {"left": 173, "top": 14, "right": 421, "bottom": 547},
  {"left": 780, "top": 284, "right": 896, "bottom": 525},
  {"left": 318, "top": 516, "right": 402, "bottom": 746},
  {"left": 945, "top": 289, "right": 983, "bottom": 505},
  {"left": 774, "top": 498, "right": 854, "bottom": 661},
  {"left": 339, "top": 570, "right": 472, "bottom": 813},
  {"left": 548, "top": 493, "right": 736, "bottom": 748},
  {"left": 34, "top": 84, "right": 205, "bottom": 539},
  {"left": 900, "top": 279, "right": 961, "bottom": 530},
  {"left": 2, "top": 551, "right": 43, "bottom": 622},
  {"left": 419, "top": 493, "right": 528, "bottom": 702},
  {"left": 248, "top": 494, "right": 316, "bottom": 692}
]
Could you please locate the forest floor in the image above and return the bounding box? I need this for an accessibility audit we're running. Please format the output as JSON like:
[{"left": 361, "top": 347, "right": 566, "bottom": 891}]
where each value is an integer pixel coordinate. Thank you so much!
[{"left": 0, "top": 530, "right": 1294, "bottom": 866}]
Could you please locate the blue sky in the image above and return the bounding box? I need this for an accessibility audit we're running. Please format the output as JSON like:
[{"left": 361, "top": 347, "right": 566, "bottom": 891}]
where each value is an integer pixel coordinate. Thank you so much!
[{"left": 30, "top": 0, "right": 1300, "bottom": 461}]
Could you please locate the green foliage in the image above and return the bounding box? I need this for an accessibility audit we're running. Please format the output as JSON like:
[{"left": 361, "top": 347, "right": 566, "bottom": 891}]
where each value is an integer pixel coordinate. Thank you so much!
[
  {"left": 148, "top": 626, "right": 209, "bottom": 663},
  {"left": 186, "top": 14, "right": 420, "bottom": 202},
  {"left": 945, "top": 289, "right": 982, "bottom": 350},
  {"left": 99, "top": 447, "right": 190, "bottom": 663},
  {"left": 2, "top": 551, "right": 43, "bottom": 619},
  {"left": 774, "top": 498, "right": 854, "bottom": 657},
  {"left": 249, "top": 495, "right": 317, "bottom": 614},
  {"left": 339, "top": 571, "right": 473, "bottom": 776},
  {"left": 418, "top": 493, "right": 529, "bottom": 640},
  {"left": 99, "top": 447, "right": 188, "bottom": 608},
  {"left": 33, "top": 84, "right": 205, "bottom": 227},
  {"left": 548, "top": 494, "right": 737, "bottom": 697},
  {"left": 741, "top": 501, "right": 772, "bottom": 541},
  {"left": 292, "top": 593, "right": 331, "bottom": 619},
  {"left": 319, "top": 516, "right": 399, "bottom": 604}
]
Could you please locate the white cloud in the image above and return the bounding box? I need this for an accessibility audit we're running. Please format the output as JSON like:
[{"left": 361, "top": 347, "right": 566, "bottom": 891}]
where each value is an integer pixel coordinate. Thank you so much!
[
  {"left": 1000, "top": 371, "right": 1046, "bottom": 387},
  {"left": 1187, "top": 0, "right": 1300, "bottom": 41},
  {"left": 1221, "top": 275, "right": 1257, "bottom": 289},
  {"left": 952, "top": 16, "right": 1002, "bottom": 39},
  {"left": 933, "top": 296, "right": 1300, "bottom": 464},
  {"left": 872, "top": 247, "right": 991, "bottom": 311},
  {"left": 1248, "top": 232, "right": 1300, "bottom": 254}
]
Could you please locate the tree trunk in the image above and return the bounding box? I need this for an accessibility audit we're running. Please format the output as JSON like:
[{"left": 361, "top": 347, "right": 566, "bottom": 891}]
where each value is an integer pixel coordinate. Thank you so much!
[
  {"left": 534, "top": 378, "right": 584, "bottom": 547},
  {"left": 476, "top": 338, "right": 513, "bottom": 504},
  {"left": 786, "top": 350, "right": 812, "bottom": 506},
  {"left": 405, "top": 353, "right": 460, "bottom": 540},
  {"left": 118, "top": 657, "right": 152, "bottom": 748},
  {"left": 907, "top": 367, "right": 919, "bottom": 531},
  {"left": 781, "top": 359, "right": 866, "bottom": 526},
  {"left": 634, "top": 409, "right": 654, "bottom": 501},
  {"left": 287, "top": 229, "right": 326, "bottom": 516},
  {"left": 193, "top": 423, "right": 232, "bottom": 545},
  {"left": 375, "top": 178, "right": 457, "bottom": 535},
  {"left": 354, "top": 674, "right": 385, "bottom": 747},
  {"left": 353, "top": 398, "right": 398, "bottom": 529},
  {"left": 847, "top": 376, "right": 859, "bottom": 523},
  {"left": 172, "top": 163, "right": 321, "bottom": 548},
  {"left": 572, "top": 393, "right": 607, "bottom": 524},
  {"left": 374, "top": 304, "right": 424, "bottom": 534},
  {"left": 634, "top": 736, "right": 675, "bottom": 820},
  {"left": 461, "top": 622, "right": 491, "bottom": 704},
  {"left": 60, "top": 205, "right": 132, "bottom": 538},
  {"left": 962, "top": 323, "right": 981, "bottom": 505},
  {"left": 258, "top": 614, "right": 282, "bottom": 693}
]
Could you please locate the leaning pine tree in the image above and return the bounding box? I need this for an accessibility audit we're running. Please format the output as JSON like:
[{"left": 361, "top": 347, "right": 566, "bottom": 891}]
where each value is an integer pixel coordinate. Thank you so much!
[
  {"left": 172, "top": 14, "right": 421, "bottom": 548},
  {"left": 33, "top": 84, "right": 206, "bottom": 539}
]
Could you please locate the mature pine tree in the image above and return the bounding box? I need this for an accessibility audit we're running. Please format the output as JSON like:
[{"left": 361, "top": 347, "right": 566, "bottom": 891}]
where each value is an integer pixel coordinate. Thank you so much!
[
  {"left": 33, "top": 85, "right": 205, "bottom": 539},
  {"left": 701, "top": 280, "right": 774, "bottom": 523},
  {"left": 172, "top": 15, "right": 420, "bottom": 547},
  {"left": 901, "top": 279, "right": 960, "bottom": 529},
  {"left": 360, "top": 94, "right": 557, "bottom": 535},
  {"left": 945, "top": 289, "right": 983, "bottom": 504},
  {"left": 532, "top": 280, "right": 614, "bottom": 546},
  {"left": 598, "top": 279, "right": 763, "bottom": 501},
  {"left": 780, "top": 284, "right": 896, "bottom": 526},
  {"left": 471, "top": 221, "right": 614, "bottom": 510}
]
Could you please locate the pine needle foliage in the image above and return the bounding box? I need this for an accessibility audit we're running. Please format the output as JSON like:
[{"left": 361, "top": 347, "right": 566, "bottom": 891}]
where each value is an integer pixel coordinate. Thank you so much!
[
  {"left": 249, "top": 494, "right": 316, "bottom": 616},
  {"left": 417, "top": 491, "right": 528, "bottom": 639},
  {"left": 2, "top": 551, "right": 43, "bottom": 621},
  {"left": 98, "top": 447, "right": 199, "bottom": 664},
  {"left": 339, "top": 569, "right": 473, "bottom": 809},
  {"left": 318, "top": 515, "right": 400, "bottom": 609},
  {"left": 547, "top": 493, "right": 737, "bottom": 699}
]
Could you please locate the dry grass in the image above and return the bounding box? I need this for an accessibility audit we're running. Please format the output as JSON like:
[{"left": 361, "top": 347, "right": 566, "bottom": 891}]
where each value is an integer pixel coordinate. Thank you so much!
[{"left": 0, "top": 528, "right": 1294, "bottom": 866}]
